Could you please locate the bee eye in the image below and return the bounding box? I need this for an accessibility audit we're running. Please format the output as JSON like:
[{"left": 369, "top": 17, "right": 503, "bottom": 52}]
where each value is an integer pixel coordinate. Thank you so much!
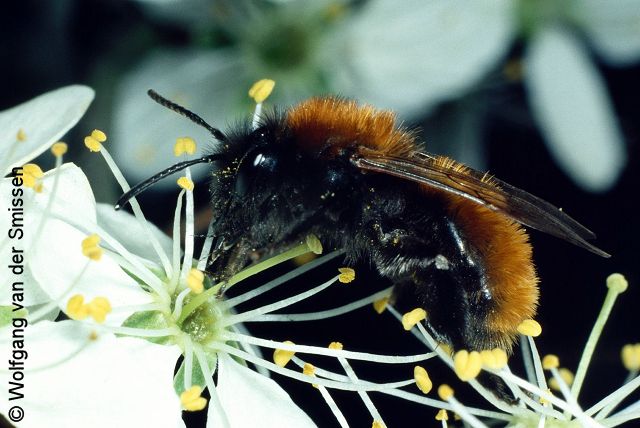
[{"left": 234, "top": 150, "right": 278, "bottom": 197}]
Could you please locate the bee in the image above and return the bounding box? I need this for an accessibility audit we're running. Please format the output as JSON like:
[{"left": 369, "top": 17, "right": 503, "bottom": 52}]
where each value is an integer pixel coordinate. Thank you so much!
[{"left": 116, "top": 90, "right": 610, "bottom": 353}]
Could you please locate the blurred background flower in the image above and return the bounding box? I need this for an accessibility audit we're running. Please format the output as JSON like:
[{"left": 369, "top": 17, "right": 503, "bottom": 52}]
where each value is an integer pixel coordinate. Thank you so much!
[{"left": 1, "top": 0, "right": 639, "bottom": 426}]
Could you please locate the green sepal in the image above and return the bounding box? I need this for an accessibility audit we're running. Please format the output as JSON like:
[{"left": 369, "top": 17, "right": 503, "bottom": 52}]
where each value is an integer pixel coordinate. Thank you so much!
[
  {"left": 174, "top": 350, "right": 218, "bottom": 396},
  {"left": 0, "top": 306, "right": 28, "bottom": 327}
]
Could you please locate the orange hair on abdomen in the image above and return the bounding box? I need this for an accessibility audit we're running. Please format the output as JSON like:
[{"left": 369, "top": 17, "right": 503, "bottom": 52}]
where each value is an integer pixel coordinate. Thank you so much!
[
  {"left": 447, "top": 197, "right": 539, "bottom": 339},
  {"left": 285, "top": 97, "right": 416, "bottom": 157}
]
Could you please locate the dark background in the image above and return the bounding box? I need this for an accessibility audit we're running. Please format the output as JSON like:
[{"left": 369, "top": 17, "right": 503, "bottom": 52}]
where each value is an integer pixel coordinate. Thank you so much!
[{"left": 1, "top": 1, "right": 639, "bottom": 426}]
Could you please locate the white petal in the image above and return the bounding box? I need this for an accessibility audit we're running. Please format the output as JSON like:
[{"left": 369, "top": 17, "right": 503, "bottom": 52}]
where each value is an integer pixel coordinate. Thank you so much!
[
  {"left": 332, "top": 0, "right": 514, "bottom": 117},
  {"left": 525, "top": 27, "right": 626, "bottom": 191},
  {"left": 577, "top": 0, "right": 640, "bottom": 66},
  {"left": 0, "top": 267, "right": 51, "bottom": 307},
  {"left": 27, "top": 163, "right": 97, "bottom": 225},
  {"left": 0, "top": 163, "right": 97, "bottom": 236},
  {"left": 0, "top": 164, "right": 98, "bottom": 306},
  {"left": 0, "top": 86, "right": 94, "bottom": 176},
  {"left": 112, "top": 49, "right": 246, "bottom": 189},
  {"left": 210, "top": 353, "right": 316, "bottom": 427},
  {"left": 96, "top": 203, "right": 173, "bottom": 267},
  {"left": 0, "top": 320, "right": 184, "bottom": 428},
  {"left": 28, "top": 219, "right": 153, "bottom": 325}
]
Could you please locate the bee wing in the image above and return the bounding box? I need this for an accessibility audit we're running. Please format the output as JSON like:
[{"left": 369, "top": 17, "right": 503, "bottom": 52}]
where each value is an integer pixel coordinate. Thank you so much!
[{"left": 353, "top": 151, "right": 610, "bottom": 258}]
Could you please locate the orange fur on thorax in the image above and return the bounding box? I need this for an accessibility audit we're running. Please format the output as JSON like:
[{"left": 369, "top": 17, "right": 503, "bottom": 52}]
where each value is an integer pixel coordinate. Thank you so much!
[
  {"left": 285, "top": 97, "right": 416, "bottom": 157},
  {"left": 447, "top": 196, "right": 539, "bottom": 338}
]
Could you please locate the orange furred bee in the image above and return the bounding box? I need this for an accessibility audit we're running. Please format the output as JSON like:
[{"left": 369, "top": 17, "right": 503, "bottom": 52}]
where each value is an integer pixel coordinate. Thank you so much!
[{"left": 116, "top": 91, "right": 609, "bottom": 353}]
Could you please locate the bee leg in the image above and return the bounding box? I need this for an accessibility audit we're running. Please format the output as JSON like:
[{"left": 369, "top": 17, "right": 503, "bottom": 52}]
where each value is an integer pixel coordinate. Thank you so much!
[{"left": 392, "top": 278, "right": 517, "bottom": 403}]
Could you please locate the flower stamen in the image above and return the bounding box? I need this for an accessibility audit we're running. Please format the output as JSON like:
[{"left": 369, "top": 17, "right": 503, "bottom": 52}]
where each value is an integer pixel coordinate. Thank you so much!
[
  {"left": 402, "top": 308, "right": 427, "bottom": 331},
  {"left": 22, "top": 163, "right": 44, "bottom": 192},
  {"left": 273, "top": 341, "right": 296, "bottom": 367},
  {"left": 180, "top": 385, "right": 207, "bottom": 411},
  {"left": 81, "top": 233, "right": 103, "bottom": 261},
  {"left": 174, "top": 137, "right": 197, "bottom": 157}
]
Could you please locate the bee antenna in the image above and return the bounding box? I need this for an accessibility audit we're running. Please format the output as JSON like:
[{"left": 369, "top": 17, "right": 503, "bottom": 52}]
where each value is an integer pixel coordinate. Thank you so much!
[
  {"left": 114, "top": 154, "right": 222, "bottom": 210},
  {"left": 147, "top": 89, "right": 228, "bottom": 143}
]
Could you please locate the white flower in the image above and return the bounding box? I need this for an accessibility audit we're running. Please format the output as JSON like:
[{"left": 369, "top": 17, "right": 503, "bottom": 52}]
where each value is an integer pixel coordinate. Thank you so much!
[
  {"left": 518, "top": 0, "right": 639, "bottom": 192},
  {"left": 523, "top": 20, "right": 628, "bottom": 192},
  {"left": 0, "top": 85, "right": 94, "bottom": 308},
  {"left": 380, "top": 273, "right": 640, "bottom": 428},
  {"left": 0, "top": 159, "right": 318, "bottom": 427}
]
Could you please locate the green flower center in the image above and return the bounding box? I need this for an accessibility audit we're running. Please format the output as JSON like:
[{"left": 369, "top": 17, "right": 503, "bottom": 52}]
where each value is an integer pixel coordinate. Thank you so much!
[{"left": 179, "top": 297, "right": 224, "bottom": 344}]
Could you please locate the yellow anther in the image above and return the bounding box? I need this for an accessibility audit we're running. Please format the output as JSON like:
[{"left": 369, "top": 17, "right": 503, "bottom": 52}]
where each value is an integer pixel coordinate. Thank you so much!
[
  {"left": 607, "top": 273, "right": 628, "bottom": 293},
  {"left": 372, "top": 297, "right": 389, "bottom": 314},
  {"left": 305, "top": 234, "right": 323, "bottom": 254},
  {"left": 174, "top": 137, "right": 197, "bottom": 157},
  {"left": 180, "top": 386, "right": 207, "bottom": 411},
  {"left": 435, "top": 409, "right": 448, "bottom": 421},
  {"left": 402, "top": 308, "right": 426, "bottom": 330},
  {"left": 480, "top": 348, "right": 508, "bottom": 370},
  {"left": 338, "top": 267, "right": 355, "bottom": 283},
  {"left": 84, "top": 136, "right": 102, "bottom": 152},
  {"left": 413, "top": 366, "right": 433, "bottom": 394},
  {"left": 91, "top": 129, "right": 107, "bottom": 142},
  {"left": 549, "top": 368, "right": 574, "bottom": 391},
  {"left": 66, "top": 295, "right": 89, "bottom": 320},
  {"left": 248, "top": 79, "right": 276, "bottom": 103},
  {"left": 437, "top": 384, "right": 454, "bottom": 400},
  {"left": 177, "top": 176, "right": 194, "bottom": 191},
  {"left": 372, "top": 421, "right": 386, "bottom": 428},
  {"left": 82, "top": 233, "right": 100, "bottom": 248},
  {"left": 517, "top": 319, "right": 542, "bottom": 337},
  {"left": 22, "top": 163, "right": 44, "bottom": 189},
  {"left": 542, "top": 354, "right": 560, "bottom": 370},
  {"left": 453, "top": 350, "right": 482, "bottom": 381},
  {"left": 273, "top": 341, "right": 296, "bottom": 367},
  {"left": 187, "top": 268, "right": 205, "bottom": 294},
  {"left": 81, "top": 233, "right": 103, "bottom": 261},
  {"left": 82, "top": 248, "right": 103, "bottom": 262},
  {"left": 303, "top": 363, "right": 315, "bottom": 376},
  {"left": 17, "top": 128, "right": 27, "bottom": 142},
  {"left": 89, "top": 330, "right": 99, "bottom": 341},
  {"left": 622, "top": 344, "right": 640, "bottom": 371},
  {"left": 328, "top": 342, "right": 343, "bottom": 350},
  {"left": 51, "top": 142, "right": 68, "bottom": 157},
  {"left": 87, "top": 297, "right": 112, "bottom": 323}
]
